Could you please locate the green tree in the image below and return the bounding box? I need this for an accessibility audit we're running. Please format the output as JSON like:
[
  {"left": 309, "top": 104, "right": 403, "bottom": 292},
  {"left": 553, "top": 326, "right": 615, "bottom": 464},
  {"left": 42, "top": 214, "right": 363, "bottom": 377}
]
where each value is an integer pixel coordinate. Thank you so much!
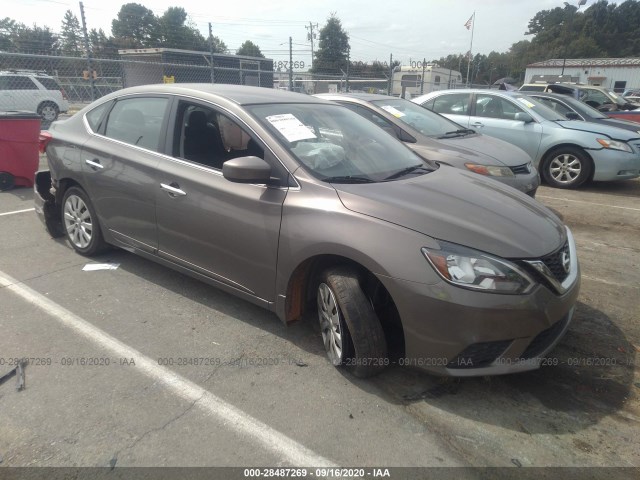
[
  {"left": 111, "top": 3, "right": 158, "bottom": 48},
  {"left": 12, "top": 23, "right": 58, "bottom": 54},
  {"left": 157, "top": 7, "right": 208, "bottom": 50},
  {"left": 236, "top": 40, "right": 264, "bottom": 57},
  {"left": 59, "top": 10, "right": 83, "bottom": 57},
  {"left": 0, "top": 17, "right": 17, "bottom": 51},
  {"left": 313, "top": 13, "right": 350, "bottom": 74},
  {"left": 89, "top": 28, "right": 119, "bottom": 59}
]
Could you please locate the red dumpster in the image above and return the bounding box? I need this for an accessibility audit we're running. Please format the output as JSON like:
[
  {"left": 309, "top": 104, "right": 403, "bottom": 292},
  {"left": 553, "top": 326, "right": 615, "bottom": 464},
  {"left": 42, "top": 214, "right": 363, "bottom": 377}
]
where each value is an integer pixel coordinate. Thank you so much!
[{"left": 0, "top": 111, "right": 41, "bottom": 190}]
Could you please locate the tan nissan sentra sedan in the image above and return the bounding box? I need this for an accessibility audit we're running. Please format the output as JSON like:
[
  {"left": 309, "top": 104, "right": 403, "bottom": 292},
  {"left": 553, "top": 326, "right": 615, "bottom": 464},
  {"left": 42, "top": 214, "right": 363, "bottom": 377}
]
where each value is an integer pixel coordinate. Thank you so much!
[{"left": 35, "top": 84, "right": 580, "bottom": 378}]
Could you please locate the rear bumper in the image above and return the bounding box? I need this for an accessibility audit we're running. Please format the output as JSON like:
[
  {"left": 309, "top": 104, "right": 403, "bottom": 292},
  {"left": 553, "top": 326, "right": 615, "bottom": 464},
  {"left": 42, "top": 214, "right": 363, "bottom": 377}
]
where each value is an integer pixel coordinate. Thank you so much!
[{"left": 34, "top": 170, "right": 64, "bottom": 237}]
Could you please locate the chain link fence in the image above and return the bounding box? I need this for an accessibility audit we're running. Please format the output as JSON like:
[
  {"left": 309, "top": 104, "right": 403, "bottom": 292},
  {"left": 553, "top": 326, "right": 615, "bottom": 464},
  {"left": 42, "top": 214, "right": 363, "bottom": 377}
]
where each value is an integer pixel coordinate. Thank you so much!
[{"left": 0, "top": 51, "right": 493, "bottom": 123}]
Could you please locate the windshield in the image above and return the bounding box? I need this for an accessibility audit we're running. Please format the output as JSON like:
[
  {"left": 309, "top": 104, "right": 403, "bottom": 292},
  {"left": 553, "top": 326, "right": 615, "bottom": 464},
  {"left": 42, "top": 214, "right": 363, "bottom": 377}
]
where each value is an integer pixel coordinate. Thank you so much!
[
  {"left": 562, "top": 96, "right": 610, "bottom": 118},
  {"left": 247, "top": 103, "right": 434, "bottom": 183},
  {"left": 513, "top": 95, "right": 568, "bottom": 121},
  {"left": 370, "top": 98, "right": 469, "bottom": 137}
]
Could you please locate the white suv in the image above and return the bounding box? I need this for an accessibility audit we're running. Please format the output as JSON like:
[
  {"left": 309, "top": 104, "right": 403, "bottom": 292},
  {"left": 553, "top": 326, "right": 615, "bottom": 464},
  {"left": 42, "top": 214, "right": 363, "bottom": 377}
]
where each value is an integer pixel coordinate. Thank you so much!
[{"left": 0, "top": 70, "right": 69, "bottom": 121}]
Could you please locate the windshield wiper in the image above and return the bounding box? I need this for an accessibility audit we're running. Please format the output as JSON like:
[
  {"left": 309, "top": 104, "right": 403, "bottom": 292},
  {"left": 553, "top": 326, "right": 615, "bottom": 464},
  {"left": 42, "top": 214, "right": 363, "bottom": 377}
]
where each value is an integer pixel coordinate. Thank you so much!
[
  {"left": 323, "top": 175, "right": 376, "bottom": 184},
  {"left": 437, "top": 128, "right": 476, "bottom": 139},
  {"left": 383, "top": 164, "right": 431, "bottom": 181}
]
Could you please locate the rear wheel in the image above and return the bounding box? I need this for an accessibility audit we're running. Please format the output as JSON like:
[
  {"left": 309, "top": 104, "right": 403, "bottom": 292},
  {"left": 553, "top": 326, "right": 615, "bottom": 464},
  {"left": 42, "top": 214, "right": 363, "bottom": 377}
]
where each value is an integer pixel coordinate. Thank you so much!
[
  {"left": 542, "top": 147, "right": 592, "bottom": 189},
  {"left": 62, "top": 186, "right": 107, "bottom": 256},
  {"left": 0, "top": 172, "right": 15, "bottom": 191},
  {"left": 38, "top": 102, "right": 59, "bottom": 122},
  {"left": 317, "top": 267, "right": 388, "bottom": 378}
]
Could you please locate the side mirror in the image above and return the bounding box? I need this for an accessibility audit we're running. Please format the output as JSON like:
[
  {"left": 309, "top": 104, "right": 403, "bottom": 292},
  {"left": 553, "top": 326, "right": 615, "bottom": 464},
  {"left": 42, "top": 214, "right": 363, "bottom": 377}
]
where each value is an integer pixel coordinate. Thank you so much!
[
  {"left": 222, "top": 156, "right": 272, "bottom": 184},
  {"left": 565, "top": 112, "right": 581, "bottom": 120},
  {"left": 514, "top": 112, "right": 534, "bottom": 123}
]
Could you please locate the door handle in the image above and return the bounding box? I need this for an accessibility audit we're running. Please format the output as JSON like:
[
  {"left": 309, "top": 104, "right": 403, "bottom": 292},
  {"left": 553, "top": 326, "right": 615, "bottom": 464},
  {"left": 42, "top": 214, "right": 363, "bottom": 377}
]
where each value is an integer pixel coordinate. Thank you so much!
[
  {"left": 85, "top": 159, "right": 104, "bottom": 169},
  {"left": 160, "top": 183, "right": 187, "bottom": 197}
]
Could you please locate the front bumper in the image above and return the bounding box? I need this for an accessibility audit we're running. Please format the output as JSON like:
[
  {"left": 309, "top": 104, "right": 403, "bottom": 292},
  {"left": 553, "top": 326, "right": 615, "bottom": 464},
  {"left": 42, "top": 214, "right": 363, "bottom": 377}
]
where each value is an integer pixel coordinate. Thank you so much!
[
  {"left": 379, "top": 260, "right": 580, "bottom": 376},
  {"left": 497, "top": 168, "right": 540, "bottom": 197},
  {"left": 590, "top": 148, "right": 640, "bottom": 181}
]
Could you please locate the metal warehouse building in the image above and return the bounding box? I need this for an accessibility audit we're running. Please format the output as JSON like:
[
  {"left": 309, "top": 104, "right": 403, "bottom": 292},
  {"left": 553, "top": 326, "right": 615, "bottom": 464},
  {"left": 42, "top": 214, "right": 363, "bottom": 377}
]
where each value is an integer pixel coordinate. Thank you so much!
[
  {"left": 118, "top": 48, "right": 274, "bottom": 89},
  {"left": 524, "top": 58, "right": 640, "bottom": 92}
]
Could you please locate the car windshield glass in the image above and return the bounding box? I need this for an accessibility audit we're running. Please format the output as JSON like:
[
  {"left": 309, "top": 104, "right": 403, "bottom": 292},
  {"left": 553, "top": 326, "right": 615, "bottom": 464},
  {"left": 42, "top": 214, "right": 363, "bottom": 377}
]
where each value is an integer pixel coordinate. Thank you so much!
[
  {"left": 247, "top": 103, "right": 434, "bottom": 183},
  {"left": 370, "top": 98, "right": 467, "bottom": 137},
  {"left": 564, "top": 97, "right": 609, "bottom": 118},
  {"left": 514, "top": 95, "right": 567, "bottom": 121},
  {"left": 607, "top": 91, "right": 627, "bottom": 107}
]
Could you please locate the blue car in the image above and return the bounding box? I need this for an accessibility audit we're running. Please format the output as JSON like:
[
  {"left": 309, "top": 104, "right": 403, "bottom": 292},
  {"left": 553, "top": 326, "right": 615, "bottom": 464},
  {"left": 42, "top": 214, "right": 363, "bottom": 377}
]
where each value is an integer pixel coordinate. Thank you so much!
[{"left": 413, "top": 90, "right": 640, "bottom": 188}]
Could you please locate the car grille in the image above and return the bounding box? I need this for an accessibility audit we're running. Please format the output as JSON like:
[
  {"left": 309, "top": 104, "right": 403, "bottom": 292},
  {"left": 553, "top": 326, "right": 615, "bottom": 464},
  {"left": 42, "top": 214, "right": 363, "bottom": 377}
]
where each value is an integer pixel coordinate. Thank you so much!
[
  {"left": 447, "top": 340, "right": 512, "bottom": 369},
  {"left": 520, "top": 314, "right": 570, "bottom": 360},
  {"left": 510, "top": 163, "right": 531, "bottom": 175},
  {"left": 540, "top": 241, "right": 571, "bottom": 283}
]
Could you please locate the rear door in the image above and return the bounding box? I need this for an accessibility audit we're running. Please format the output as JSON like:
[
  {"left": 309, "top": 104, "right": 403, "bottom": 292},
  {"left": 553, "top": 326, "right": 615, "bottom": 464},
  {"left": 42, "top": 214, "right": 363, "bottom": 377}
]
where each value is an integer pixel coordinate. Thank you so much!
[
  {"left": 468, "top": 93, "right": 543, "bottom": 161},
  {"left": 155, "top": 98, "right": 288, "bottom": 302},
  {"left": 0, "top": 76, "right": 16, "bottom": 110},
  {"left": 80, "top": 95, "right": 170, "bottom": 252}
]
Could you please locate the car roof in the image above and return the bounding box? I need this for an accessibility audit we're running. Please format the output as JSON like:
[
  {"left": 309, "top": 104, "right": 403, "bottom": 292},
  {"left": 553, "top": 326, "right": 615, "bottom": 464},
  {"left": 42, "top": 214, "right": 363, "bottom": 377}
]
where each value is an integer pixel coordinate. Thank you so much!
[
  {"left": 101, "top": 84, "right": 331, "bottom": 106},
  {"left": 316, "top": 92, "right": 396, "bottom": 102}
]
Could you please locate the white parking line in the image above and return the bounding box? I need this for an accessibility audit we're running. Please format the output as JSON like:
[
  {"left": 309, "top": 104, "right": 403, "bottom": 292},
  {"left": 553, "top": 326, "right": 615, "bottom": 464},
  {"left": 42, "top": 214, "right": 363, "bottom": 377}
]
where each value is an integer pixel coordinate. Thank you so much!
[
  {"left": 0, "top": 208, "right": 36, "bottom": 217},
  {"left": 0, "top": 270, "right": 335, "bottom": 467},
  {"left": 582, "top": 275, "right": 640, "bottom": 289},
  {"left": 538, "top": 195, "right": 640, "bottom": 212}
]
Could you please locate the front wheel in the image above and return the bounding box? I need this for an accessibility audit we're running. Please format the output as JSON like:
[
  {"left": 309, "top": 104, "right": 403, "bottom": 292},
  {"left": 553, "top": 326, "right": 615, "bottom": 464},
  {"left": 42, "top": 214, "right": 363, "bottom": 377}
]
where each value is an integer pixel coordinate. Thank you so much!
[
  {"left": 38, "top": 102, "right": 59, "bottom": 122},
  {"left": 62, "top": 186, "right": 107, "bottom": 256},
  {"left": 542, "top": 147, "right": 592, "bottom": 189},
  {"left": 317, "top": 267, "right": 388, "bottom": 378}
]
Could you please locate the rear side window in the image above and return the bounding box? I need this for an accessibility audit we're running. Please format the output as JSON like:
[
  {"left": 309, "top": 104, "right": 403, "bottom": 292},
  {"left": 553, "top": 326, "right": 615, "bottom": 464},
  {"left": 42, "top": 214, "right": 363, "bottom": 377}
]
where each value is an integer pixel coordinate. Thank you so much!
[
  {"left": 430, "top": 93, "right": 471, "bottom": 115},
  {"left": 104, "top": 97, "right": 169, "bottom": 152},
  {"left": 35, "top": 77, "right": 62, "bottom": 90},
  {"left": 85, "top": 101, "right": 112, "bottom": 133}
]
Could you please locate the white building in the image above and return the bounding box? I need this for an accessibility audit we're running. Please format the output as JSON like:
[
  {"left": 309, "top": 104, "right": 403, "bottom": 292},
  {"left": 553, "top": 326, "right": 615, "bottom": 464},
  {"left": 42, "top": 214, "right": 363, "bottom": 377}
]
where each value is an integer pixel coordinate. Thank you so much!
[{"left": 524, "top": 58, "right": 640, "bottom": 92}]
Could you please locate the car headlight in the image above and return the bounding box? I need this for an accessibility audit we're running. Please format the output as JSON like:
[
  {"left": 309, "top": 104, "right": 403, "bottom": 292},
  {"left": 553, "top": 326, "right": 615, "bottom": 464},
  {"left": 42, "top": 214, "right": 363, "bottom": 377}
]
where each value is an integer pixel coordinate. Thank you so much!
[
  {"left": 422, "top": 241, "right": 535, "bottom": 294},
  {"left": 597, "top": 138, "right": 633, "bottom": 153},
  {"left": 464, "top": 163, "right": 515, "bottom": 177}
]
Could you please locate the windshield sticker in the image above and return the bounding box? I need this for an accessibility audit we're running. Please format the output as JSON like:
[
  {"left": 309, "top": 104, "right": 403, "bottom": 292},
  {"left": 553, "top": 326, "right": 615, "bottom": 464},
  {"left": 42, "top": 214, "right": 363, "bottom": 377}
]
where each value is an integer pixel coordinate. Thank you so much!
[
  {"left": 265, "top": 113, "right": 317, "bottom": 142},
  {"left": 380, "top": 105, "right": 406, "bottom": 118},
  {"left": 516, "top": 98, "right": 536, "bottom": 109}
]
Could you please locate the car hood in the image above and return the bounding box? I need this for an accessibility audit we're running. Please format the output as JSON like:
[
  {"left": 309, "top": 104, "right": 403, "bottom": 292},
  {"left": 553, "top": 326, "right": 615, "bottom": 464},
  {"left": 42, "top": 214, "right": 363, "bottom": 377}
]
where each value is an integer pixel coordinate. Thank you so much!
[
  {"left": 599, "top": 117, "right": 640, "bottom": 134},
  {"left": 410, "top": 133, "right": 532, "bottom": 167},
  {"left": 334, "top": 166, "right": 565, "bottom": 259},
  {"left": 556, "top": 119, "right": 640, "bottom": 140}
]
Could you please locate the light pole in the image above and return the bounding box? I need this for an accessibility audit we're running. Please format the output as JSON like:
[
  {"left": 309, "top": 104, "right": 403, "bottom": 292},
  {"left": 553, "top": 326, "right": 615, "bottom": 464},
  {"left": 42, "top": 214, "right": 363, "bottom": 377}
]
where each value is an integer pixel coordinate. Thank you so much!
[{"left": 561, "top": 0, "right": 587, "bottom": 76}]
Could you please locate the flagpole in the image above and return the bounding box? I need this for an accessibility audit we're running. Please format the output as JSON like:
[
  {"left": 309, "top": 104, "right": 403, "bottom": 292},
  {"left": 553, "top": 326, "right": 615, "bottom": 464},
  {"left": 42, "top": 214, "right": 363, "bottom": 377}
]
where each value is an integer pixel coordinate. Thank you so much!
[{"left": 466, "top": 12, "right": 475, "bottom": 87}]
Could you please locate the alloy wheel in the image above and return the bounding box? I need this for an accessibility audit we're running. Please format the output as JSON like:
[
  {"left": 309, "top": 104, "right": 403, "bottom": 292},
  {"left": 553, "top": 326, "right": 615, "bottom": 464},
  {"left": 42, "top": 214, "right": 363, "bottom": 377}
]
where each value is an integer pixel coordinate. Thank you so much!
[
  {"left": 317, "top": 282, "right": 344, "bottom": 365},
  {"left": 63, "top": 194, "right": 93, "bottom": 249}
]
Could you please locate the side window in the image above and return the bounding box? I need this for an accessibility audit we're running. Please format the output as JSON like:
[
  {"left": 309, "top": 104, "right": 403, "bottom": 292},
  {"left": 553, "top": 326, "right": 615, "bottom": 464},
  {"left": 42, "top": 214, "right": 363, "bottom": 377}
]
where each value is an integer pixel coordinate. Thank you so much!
[
  {"left": 35, "top": 77, "right": 62, "bottom": 90},
  {"left": 431, "top": 93, "right": 471, "bottom": 115},
  {"left": 536, "top": 97, "right": 573, "bottom": 117},
  {"left": 104, "top": 97, "right": 169, "bottom": 151},
  {"left": 85, "top": 101, "right": 111, "bottom": 133},
  {"left": 5, "top": 76, "right": 38, "bottom": 90},
  {"left": 340, "top": 103, "right": 398, "bottom": 138},
  {"left": 172, "top": 101, "right": 263, "bottom": 170},
  {"left": 584, "top": 90, "right": 609, "bottom": 106},
  {"left": 475, "top": 95, "right": 523, "bottom": 120}
]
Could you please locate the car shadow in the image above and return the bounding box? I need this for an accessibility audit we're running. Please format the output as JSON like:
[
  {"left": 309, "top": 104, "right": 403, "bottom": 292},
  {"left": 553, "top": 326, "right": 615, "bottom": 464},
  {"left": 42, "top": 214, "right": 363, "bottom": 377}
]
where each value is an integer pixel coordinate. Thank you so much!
[
  {"left": 104, "top": 250, "right": 636, "bottom": 435},
  {"left": 582, "top": 179, "right": 640, "bottom": 197},
  {"left": 369, "top": 301, "right": 637, "bottom": 435}
]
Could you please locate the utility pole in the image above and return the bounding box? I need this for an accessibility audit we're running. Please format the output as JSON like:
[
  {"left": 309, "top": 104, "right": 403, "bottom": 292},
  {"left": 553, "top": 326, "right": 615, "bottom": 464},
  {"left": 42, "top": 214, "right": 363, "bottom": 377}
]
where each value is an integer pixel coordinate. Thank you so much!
[
  {"left": 420, "top": 57, "right": 426, "bottom": 95},
  {"left": 387, "top": 53, "right": 393, "bottom": 96},
  {"left": 305, "top": 22, "right": 318, "bottom": 70},
  {"left": 78, "top": 1, "right": 96, "bottom": 101},
  {"left": 345, "top": 47, "right": 350, "bottom": 93},
  {"left": 209, "top": 23, "right": 215, "bottom": 84},
  {"left": 289, "top": 36, "right": 293, "bottom": 91}
]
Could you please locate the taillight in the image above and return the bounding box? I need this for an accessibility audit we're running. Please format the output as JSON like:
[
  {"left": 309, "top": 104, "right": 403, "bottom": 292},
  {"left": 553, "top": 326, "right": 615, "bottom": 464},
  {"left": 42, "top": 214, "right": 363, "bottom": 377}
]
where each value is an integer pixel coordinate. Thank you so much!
[
  {"left": 60, "top": 88, "right": 68, "bottom": 100},
  {"left": 39, "top": 131, "right": 53, "bottom": 153}
]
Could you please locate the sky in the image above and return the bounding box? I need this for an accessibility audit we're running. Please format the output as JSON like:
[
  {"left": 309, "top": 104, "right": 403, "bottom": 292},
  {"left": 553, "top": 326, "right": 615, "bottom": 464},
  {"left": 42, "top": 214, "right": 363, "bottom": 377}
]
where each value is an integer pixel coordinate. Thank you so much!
[{"left": 3, "top": 0, "right": 569, "bottom": 66}]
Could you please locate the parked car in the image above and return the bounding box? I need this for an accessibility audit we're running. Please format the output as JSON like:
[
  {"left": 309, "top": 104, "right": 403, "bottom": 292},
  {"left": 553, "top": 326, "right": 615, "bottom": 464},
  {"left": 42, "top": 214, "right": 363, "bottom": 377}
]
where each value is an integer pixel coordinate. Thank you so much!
[
  {"left": 0, "top": 70, "right": 69, "bottom": 121},
  {"left": 526, "top": 91, "right": 640, "bottom": 134},
  {"left": 542, "top": 83, "right": 640, "bottom": 112},
  {"left": 316, "top": 93, "right": 539, "bottom": 196},
  {"left": 413, "top": 89, "right": 640, "bottom": 188},
  {"left": 35, "top": 84, "right": 580, "bottom": 377}
]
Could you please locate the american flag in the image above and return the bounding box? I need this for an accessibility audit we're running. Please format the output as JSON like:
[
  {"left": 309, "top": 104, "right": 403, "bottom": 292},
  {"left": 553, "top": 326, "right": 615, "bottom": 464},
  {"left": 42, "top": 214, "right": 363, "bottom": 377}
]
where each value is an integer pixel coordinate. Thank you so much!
[{"left": 464, "top": 14, "right": 474, "bottom": 30}]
